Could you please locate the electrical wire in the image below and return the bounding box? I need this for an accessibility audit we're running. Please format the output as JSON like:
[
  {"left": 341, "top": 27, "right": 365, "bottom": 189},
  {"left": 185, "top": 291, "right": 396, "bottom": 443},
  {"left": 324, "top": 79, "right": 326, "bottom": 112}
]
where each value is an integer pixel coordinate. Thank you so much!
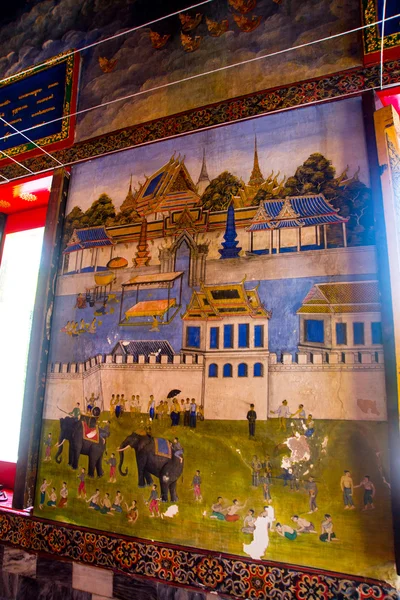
[
  {"left": 0, "top": 117, "right": 63, "bottom": 167},
  {"left": 0, "top": 78, "right": 397, "bottom": 186},
  {"left": 0, "top": 9, "right": 397, "bottom": 183},
  {"left": 0, "top": 12, "right": 398, "bottom": 145}
]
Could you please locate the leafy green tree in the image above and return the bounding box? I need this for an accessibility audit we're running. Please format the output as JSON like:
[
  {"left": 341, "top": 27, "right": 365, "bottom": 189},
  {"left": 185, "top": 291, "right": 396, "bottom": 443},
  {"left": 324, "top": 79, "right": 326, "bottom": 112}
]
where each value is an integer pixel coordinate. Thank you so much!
[
  {"left": 62, "top": 205, "right": 89, "bottom": 249},
  {"left": 283, "top": 153, "right": 374, "bottom": 247},
  {"left": 114, "top": 206, "right": 141, "bottom": 225},
  {"left": 201, "top": 171, "right": 243, "bottom": 211},
  {"left": 85, "top": 194, "right": 116, "bottom": 226}
]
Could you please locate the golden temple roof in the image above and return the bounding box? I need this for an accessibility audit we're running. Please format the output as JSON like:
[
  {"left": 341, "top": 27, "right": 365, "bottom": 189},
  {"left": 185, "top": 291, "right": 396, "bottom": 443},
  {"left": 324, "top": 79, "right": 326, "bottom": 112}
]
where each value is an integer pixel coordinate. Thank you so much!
[
  {"left": 297, "top": 281, "right": 381, "bottom": 314},
  {"left": 183, "top": 281, "right": 271, "bottom": 320}
]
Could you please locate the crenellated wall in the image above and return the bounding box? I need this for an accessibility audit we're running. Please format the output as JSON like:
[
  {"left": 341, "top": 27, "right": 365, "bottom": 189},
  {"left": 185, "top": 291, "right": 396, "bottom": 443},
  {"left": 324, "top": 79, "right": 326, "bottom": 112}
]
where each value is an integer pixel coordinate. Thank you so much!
[{"left": 45, "top": 347, "right": 386, "bottom": 421}]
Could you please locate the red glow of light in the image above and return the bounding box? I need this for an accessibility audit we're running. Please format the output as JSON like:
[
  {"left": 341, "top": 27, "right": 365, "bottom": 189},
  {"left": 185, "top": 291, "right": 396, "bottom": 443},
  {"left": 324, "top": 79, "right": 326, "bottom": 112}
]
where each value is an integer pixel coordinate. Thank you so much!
[
  {"left": 0, "top": 173, "right": 52, "bottom": 215},
  {"left": 377, "top": 86, "right": 400, "bottom": 116}
]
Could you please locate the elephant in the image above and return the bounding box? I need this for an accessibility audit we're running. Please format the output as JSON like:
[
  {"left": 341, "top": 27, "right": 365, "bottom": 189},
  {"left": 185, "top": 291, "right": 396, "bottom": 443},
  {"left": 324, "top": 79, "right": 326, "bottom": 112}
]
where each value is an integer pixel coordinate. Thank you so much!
[
  {"left": 118, "top": 432, "right": 183, "bottom": 502},
  {"left": 55, "top": 416, "right": 105, "bottom": 477}
]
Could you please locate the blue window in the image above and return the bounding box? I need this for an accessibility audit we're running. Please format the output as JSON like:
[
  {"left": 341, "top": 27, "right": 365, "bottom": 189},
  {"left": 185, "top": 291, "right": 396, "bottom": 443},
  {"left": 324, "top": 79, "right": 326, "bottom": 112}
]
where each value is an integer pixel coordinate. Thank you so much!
[
  {"left": 238, "top": 324, "right": 249, "bottom": 348},
  {"left": 208, "top": 363, "right": 218, "bottom": 377},
  {"left": 254, "top": 325, "right": 264, "bottom": 348},
  {"left": 224, "top": 325, "right": 234, "bottom": 348},
  {"left": 238, "top": 363, "right": 248, "bottom": 377},
  {"left": 254, "top": 362, "right": 263, "bottom": 377},
  {"left": 336, "top": 323, "right": 347, "bottom": 345},
  {"left": 371, "top": 322, "right": 382, "bottom": 344},
  {"left": 353, "top": 322, "right": 365, "bottom": 345},
  {"left": 223, "top": 363, "right": 232, "bottom": 377},
  {"left": 210, "top": 327, "right": 219, "bottom": 349},
  {"left": 304, "top": 319, "right": 324, "bottom": 343},
  {"left": 186, "top": 326, "right": 201, "bottom": 348}
]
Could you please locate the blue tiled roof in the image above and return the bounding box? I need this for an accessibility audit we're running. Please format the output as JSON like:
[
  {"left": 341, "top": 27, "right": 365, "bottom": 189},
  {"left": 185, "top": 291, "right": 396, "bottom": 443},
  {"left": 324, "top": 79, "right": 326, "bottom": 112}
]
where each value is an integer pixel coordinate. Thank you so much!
[
  {"left": 248, "top": 195, "right": 348, "bottom": 231},
  {"left": 64, "top": 227, "right": 113, "bottom": 253}
]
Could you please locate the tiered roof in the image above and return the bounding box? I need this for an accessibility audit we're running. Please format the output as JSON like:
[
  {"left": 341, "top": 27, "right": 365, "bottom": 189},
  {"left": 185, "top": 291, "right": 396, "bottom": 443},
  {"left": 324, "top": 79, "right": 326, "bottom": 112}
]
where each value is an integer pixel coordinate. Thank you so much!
[
  {"left": 135, "top": 155, "right": 200, "bottom": 216},
  {"left": 183, "top": 281, "right": 271, "bottom": 320},
  {"left": 247, "top": 195, "right": 348, "bottom": 231},
  {"left": 63, "top": 226, "right": 114, "bottom": 254}
]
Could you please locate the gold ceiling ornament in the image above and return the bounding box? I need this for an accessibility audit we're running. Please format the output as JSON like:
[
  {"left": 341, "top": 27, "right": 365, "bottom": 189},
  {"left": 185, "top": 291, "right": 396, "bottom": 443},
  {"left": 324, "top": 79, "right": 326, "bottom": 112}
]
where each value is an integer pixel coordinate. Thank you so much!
[
  {"left": 0, "top": 200, "right": 10, "bottom": 208},
  {"left": 20, "top": 192, "right": 37, "bottom": 202}
]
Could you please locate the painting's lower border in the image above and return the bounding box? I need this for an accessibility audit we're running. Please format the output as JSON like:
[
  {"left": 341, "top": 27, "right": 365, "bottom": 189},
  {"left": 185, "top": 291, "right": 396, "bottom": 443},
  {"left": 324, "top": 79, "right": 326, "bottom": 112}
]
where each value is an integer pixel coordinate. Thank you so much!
[
  {"left": 0, "top": 510, "right": 396, "bottom": 599},
  {"left": 1, "top": 59, "right": 400, "bottom": 181}
]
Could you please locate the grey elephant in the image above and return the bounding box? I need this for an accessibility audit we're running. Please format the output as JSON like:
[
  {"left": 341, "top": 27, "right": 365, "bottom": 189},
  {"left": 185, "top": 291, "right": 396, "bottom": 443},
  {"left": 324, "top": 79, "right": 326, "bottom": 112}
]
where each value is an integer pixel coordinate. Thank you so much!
[{"left": 118, "top": 432, "right": 183, "bottom": 502}]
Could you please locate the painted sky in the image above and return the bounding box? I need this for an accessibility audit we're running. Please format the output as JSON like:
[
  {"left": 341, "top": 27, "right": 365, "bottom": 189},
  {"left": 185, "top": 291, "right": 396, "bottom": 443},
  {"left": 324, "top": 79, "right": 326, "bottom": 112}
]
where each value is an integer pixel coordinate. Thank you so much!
[{"left": 67, "top": 96, "right": 370, "bottom": 213}]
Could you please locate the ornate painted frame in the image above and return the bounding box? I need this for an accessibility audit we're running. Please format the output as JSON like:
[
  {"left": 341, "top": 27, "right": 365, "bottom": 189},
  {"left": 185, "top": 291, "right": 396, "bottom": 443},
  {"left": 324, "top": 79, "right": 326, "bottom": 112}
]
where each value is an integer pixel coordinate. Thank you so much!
[
  {"left": 362, "top": 0, "right": 400, "bottom": 64},
  {"left": 7, "top": 57, "right": 400, "bottom": 598}
]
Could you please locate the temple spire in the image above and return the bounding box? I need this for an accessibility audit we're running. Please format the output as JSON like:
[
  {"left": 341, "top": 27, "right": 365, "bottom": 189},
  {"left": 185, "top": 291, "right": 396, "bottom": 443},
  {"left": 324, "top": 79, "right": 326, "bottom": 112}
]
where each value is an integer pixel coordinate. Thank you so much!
[
  {"left": 196, "top": 149, "right": 211, "bottom": 196},
  {"left": 134, "top": 217, "right": 151, "bottom": 267},
  {"left": 219, "top": 203, "right": 242, "bottom": 259},
  {"left": 248, "top": 135, "right": 264, "bottom": 188},
  {"left": 120, "top": 173, "right": 137, "bottom": 211}
]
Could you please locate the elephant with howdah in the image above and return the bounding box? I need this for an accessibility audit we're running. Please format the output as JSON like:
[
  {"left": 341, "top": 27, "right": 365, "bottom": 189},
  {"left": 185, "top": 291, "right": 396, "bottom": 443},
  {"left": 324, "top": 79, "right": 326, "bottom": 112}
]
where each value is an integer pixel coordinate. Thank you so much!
[
  {"left": 55, "top": 416, "right": 105, "bottom": 477},
  {"left": 118, "top": 432, "right": 183, "bottom": 502}
]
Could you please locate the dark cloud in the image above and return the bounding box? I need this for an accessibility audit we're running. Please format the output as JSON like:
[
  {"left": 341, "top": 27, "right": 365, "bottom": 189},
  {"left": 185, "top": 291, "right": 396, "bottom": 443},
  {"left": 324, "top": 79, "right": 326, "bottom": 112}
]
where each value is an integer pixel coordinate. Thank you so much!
[{"left": 0, "top": 0, "right": 362, "bottom": 141}]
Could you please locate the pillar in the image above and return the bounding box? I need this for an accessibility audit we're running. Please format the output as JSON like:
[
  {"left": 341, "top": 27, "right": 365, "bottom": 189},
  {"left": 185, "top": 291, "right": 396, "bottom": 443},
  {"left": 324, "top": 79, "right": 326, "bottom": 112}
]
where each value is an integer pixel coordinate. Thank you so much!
[{"left": 342, "top": 222, "right": 347, "bottom": 247}]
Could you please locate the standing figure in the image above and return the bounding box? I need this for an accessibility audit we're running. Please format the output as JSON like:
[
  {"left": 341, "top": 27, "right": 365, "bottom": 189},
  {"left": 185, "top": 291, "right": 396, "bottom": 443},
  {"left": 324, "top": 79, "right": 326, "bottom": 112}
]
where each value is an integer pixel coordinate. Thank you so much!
[
  {"left": 262, "top": 454, "right": 272, "bottom": 484},
  {"left": 270, "top": 400, "right": 290, "bottom": 431},
  {"left": 189, "top": 398, "right": 197, "bottom": 428},
  {"left": 77, "top": 468, "right": 87, "bottom": 499},
  {"left": 291, "top": 404, "right": 306, "bottom": 419},
  {"left": 184, "top": 399, "right": 190, "bottom": 427},
  {"left": 130, "top": 395, "right": 136, "bottom": 417},
  {"left": 250, "top": 455, "right": 262, "bottom": 487},
  {"left": 106, "top": 453, "right": 117, "bottom": 483},
  {"left": 148, "top": 395, "right": 156, "bottom": 421},
  {"left": 192, "top": 470, "right": 202, "bottom": 501},
  {"left": 44, "top": 433, "right": 52, "bottom": 462},
  {"left": 58, "top": 482, "right": 68, "bottom": 508},
  {"left": 305, "top": 476, "right": 318, "bottom": 513},
  {"left": 263, "top": 480, "right": 272, "bottom": 504},
  {"left": 340, "top": 470, "right": 355, "bottom": 509},
  {"left": 39, "top": 479, "right": 51, "bottom": 510},
  {"left": 147, "top": 484, "right": 160, "bottom": 517},
  {"left": 355, "top": 475, "right": 376, "bottom": 510},
  {"left": 247, "top": 404, "right": 257, "bottom": 439}
]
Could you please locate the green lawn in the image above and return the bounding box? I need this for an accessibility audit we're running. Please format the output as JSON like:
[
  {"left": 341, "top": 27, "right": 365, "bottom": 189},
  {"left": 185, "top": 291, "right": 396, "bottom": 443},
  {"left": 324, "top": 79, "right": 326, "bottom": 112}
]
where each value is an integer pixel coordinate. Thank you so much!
[{"left": 34, "top": 414, "right": 396, "bottom": 579}]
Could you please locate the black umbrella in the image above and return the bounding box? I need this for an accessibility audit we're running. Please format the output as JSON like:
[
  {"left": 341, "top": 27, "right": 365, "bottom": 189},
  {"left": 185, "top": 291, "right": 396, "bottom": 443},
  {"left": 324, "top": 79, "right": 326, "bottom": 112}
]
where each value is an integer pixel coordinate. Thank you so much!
[{"left": 167, "top": 389, "right": 181, "bottom": 398}]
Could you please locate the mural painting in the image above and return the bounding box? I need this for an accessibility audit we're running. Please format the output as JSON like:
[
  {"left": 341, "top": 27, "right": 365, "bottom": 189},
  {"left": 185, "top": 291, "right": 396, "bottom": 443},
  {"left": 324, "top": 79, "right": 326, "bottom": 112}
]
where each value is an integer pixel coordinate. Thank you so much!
[
  {"left": 0, "top": 0, "right": 363, "bottom": 141},
  {"left": 34, "top": 97, "right": 395, "bottom": 581}
]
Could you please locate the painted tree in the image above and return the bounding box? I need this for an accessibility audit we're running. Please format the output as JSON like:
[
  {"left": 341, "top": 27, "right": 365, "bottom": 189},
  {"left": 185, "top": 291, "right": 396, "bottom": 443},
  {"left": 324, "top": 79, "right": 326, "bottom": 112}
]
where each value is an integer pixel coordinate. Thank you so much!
[
  {"left": 62, "top": 205, "right": 89, "bottom": 250},
  {"left": 201, "top": 171, "right": 243, "bottom": 211},
  {"left": 84, "top": 193, "right": 116, "bottom": 226},
  {"left": 283, "top": 153, "right": 374, "bottom": 246}
]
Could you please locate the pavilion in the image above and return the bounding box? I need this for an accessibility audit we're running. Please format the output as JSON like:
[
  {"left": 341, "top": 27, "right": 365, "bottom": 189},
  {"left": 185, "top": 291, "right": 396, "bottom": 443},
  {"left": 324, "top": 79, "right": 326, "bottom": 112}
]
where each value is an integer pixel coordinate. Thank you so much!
[{"left": 246, "top": 194, "right": 349, "bottom": 254}]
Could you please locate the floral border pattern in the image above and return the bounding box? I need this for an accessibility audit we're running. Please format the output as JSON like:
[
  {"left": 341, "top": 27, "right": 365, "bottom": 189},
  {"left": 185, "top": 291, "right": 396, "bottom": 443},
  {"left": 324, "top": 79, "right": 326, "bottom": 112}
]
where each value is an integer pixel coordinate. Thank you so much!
[
  {"left": 1, "top": 59, "right": 399, "bottom": 181},
  {"left": 0, "top": 511, "right": 397, "bottom": 599}
]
